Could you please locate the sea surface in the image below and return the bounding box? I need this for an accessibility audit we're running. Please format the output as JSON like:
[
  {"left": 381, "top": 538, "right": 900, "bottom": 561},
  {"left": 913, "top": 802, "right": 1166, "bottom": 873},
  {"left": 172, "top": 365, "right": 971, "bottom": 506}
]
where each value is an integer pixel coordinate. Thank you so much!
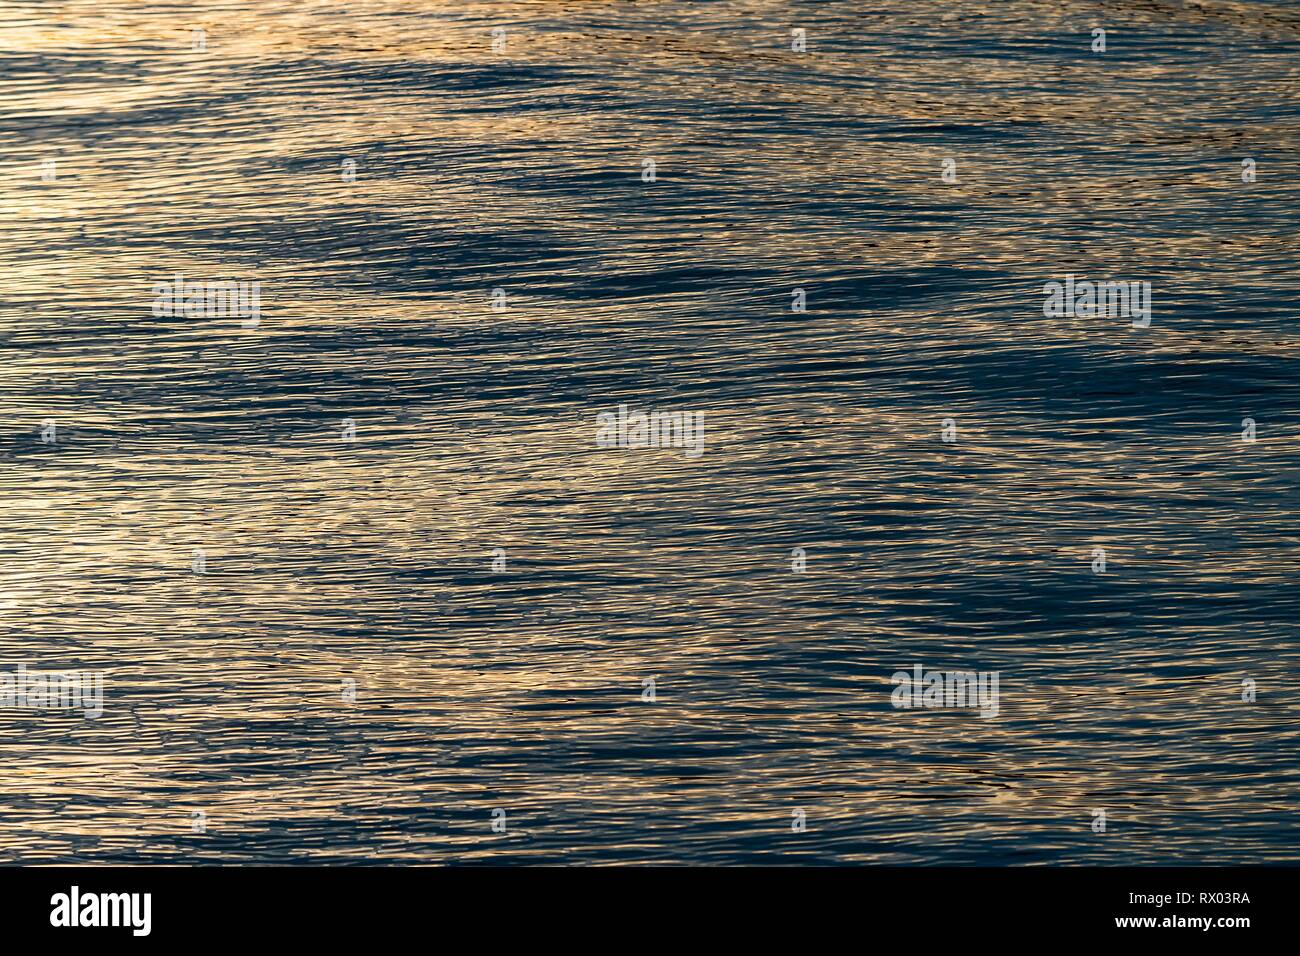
[{"left": 1, "top": 0, "right": 1298, "bottom": 864}]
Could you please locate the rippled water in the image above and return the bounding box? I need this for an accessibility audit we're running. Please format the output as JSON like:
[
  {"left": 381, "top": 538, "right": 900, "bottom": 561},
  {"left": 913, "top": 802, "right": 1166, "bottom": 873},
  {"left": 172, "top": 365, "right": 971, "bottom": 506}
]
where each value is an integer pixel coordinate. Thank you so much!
[{"left": 2, "top": 0, "right": 1298, "bottom": 864}]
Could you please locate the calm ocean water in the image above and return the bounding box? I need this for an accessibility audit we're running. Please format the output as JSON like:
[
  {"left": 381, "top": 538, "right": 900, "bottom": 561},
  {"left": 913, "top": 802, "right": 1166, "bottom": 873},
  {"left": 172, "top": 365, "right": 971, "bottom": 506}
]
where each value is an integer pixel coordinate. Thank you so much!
[{"left": 1, "top": 0, "right": 1298, "bottom": 864}]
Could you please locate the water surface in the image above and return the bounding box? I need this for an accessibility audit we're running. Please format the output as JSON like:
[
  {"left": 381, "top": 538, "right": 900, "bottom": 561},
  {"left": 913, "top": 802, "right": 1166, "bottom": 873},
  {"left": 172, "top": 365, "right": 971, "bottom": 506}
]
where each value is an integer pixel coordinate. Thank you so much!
[{"left": 1, "top": 0, "right": 1298, "bottom": 863}]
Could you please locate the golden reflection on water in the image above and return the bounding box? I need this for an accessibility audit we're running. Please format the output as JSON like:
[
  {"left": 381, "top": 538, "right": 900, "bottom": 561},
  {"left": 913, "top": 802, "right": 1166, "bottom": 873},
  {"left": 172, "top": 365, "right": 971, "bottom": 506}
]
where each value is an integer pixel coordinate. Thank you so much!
[{"left": 1, "top": 0, "right": 1298, "bottom": 862}]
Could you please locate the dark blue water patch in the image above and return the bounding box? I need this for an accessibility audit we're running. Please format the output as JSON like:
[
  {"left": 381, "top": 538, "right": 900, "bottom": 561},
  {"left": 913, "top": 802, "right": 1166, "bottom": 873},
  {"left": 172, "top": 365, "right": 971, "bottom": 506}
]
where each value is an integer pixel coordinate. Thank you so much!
[
  {"left": 0, "top": 52, "right": 155, "bottom": 85},
  {"left": 888, "top": 573, "right": 1293, "bottom": 641},
  {"left": 489, "top": 161, "right": 912, "bottom": 221},
  {"left": 863, "top": 31, "right": 1209, "bottom": 64},
  {"left": 797, "top": 265, "right": 1010, "bottom": 308},
  {"left": 831, "top": 118, "right": 1047, "bottom": 145},
  {"left": 322, "top": 59, "right": 597, "bottom": 96},
  {"left": 968, "top": 339, "right": 1292, "bottom": 405},
  {"left": 96, "top": 220, "right": 591, "bottom": 290}
]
